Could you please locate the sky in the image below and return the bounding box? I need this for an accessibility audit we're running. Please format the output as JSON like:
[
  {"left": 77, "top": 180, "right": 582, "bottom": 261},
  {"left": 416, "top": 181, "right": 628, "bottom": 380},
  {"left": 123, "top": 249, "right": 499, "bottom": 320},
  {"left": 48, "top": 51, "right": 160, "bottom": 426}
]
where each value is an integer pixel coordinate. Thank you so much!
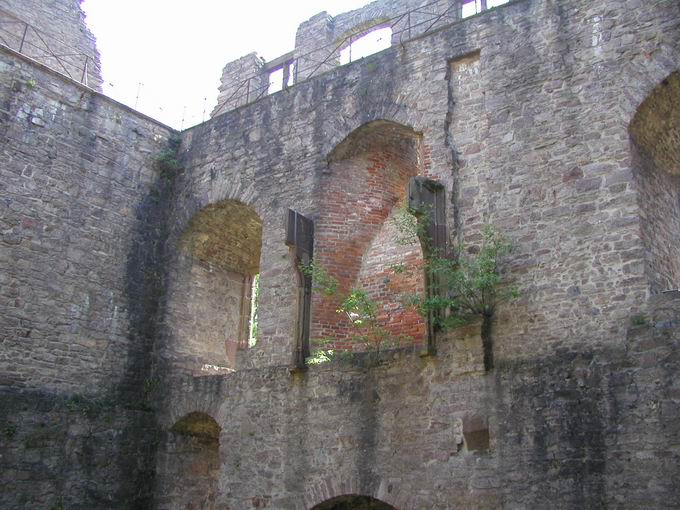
[{"left": 81, "top": 0, "right": 373, "bottom": 129}]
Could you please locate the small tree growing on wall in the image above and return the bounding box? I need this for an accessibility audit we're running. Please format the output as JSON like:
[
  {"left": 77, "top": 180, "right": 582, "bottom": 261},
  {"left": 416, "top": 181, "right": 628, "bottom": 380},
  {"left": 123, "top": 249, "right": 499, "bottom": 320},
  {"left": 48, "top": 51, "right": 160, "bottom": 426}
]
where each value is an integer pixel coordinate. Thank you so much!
[
  {"left": 404, "top": 223, "right": 519, "bottom": 369},
  {"left": 299, "top": 263, "right": 399, "bottom": 363},
  {"left": 302, "top": 210, "right": 518, "bottom": 370}
]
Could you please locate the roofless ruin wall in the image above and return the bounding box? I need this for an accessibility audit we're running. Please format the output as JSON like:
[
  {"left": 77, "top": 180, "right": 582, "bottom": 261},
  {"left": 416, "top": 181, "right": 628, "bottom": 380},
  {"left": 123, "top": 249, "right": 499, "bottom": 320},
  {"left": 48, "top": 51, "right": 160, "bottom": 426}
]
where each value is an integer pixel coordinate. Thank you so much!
[{"left": 0, "top": 0, "right": 679, "bottom": 508}]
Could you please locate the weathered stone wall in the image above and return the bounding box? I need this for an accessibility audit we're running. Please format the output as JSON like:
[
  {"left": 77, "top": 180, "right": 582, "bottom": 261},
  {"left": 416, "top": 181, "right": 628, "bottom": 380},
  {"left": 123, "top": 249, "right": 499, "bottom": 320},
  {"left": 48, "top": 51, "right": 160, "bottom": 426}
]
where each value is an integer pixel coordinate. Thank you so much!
[
  {"left": 1, "top": 0, "right": 679, "bottom": 508},
  {"left": 211, "top": 53, "right": 266, "bottom": 117},
  {"left": 178, "top": 0, "right": 680, "bottom": 369},
  {"left": 160, "top": 0, "right": 680, "bottom": 507},
  {"left": 213, "top": 0, "right": 462, "bottom": 115},
  {"left": 0, "top": 0, "right": 102, "bottom": 89},
  {"left": 632, "top": 146, "right": 680, "bottom": 294},
  {"left": 155, "top": 414, "right": 221, "bottom": 510},
  {"left": 293, "top": 0, "right": 460, "bottom": 81},
  {"left": 0, "top": 47, "right": 173, "bottom": 395},
  {"left": 0, "top": 46, "right": 174, "bottom": 508},
  {"left": 157, "top": 291, "right": 680, "bottom": 509},
  {"left": 164, "top": 255, "right": 247, "bottom": 374}
]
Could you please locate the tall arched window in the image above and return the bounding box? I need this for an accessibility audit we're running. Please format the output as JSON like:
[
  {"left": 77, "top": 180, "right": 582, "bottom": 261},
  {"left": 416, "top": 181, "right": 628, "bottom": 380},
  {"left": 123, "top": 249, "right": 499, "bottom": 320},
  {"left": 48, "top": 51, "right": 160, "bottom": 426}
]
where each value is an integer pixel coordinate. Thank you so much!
[
  {"left": 629, "top": 70, "right": 680, "bottom": 293},
  {"left": 166, "top": 200, "right": 263, "bottom": 374},
  {"left": 310, "top": 121, "right": 428, "bottom": 357}
]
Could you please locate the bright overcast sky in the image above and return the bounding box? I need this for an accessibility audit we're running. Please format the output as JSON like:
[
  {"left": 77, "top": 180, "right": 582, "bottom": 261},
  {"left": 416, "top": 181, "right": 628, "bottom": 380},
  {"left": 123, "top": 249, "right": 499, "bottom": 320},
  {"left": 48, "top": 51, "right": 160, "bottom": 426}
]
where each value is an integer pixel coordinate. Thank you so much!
[{"left": 81, "top": 0, "right": 373, "bottom": 129}]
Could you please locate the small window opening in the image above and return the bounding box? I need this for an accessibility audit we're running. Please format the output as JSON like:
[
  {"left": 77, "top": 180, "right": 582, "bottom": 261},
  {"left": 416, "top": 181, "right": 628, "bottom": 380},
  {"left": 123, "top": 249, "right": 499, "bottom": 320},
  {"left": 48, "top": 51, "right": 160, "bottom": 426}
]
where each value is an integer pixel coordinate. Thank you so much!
[
  {"left": 463, "top": 415, "right": 490, "bottom": 452},
  {"left": 286, "top": 61, "right": 295, "bottom": 87},
  {"left": 340, "top": 27, "right": 392, "bottom": 65},
  {"left": 267, "top": 62, "right": 296, "bottom": 95},
  {"left": 462, "top": 0, "right": 509, "bottom": 18},
  {"left": 268, "top": 68, "right": 284, "bottom": 95},
  {"left": 248, "top": 274, "right": 259, "bottom": 347}
]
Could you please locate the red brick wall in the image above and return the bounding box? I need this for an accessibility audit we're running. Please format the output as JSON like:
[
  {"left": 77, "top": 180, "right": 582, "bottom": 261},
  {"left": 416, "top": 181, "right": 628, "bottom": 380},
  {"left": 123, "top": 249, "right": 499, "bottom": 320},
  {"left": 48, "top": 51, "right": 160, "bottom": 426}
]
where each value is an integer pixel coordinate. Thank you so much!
[
  {"left": 357, "top": 206, "right": 426, "bottom": 347},
  {"left": 312, "top": 132, "right": 426, "bottom": 350}
]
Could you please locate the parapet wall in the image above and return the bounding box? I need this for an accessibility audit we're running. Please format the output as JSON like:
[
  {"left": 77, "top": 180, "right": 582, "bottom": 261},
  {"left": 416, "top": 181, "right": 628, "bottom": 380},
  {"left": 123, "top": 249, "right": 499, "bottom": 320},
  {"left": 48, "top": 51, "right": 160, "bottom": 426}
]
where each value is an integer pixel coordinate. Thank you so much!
[{"left": 211, "top": 0, "right": 464, "bottom": 116}]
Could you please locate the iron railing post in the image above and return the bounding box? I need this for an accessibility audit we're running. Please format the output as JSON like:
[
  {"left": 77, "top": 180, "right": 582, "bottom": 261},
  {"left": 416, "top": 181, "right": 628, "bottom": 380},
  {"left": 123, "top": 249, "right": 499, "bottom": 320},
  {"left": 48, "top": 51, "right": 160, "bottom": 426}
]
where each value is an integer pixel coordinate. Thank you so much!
[
  {"left": 18, "top": 23, "right": 28, "bottom": 52},
  {"left": 80, "top": 56, "right": 88, "bottom": 85},
  {"left": 348, "top": 34, "right": 352, "bottom": 63},
  {"left": 245, "top": 77, "right": 250, "bottom": 104}
]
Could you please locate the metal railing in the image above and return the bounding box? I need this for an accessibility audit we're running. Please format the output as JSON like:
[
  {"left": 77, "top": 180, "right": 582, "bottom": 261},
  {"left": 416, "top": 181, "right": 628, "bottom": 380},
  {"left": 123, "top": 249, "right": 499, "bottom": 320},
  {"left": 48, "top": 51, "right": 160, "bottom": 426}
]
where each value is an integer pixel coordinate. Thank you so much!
[
  {"left": 212, "top": 0, "right": 476, "bottom": 117},
  {"left": 0, "top": 7, "right": 101, "bottom": 88}
]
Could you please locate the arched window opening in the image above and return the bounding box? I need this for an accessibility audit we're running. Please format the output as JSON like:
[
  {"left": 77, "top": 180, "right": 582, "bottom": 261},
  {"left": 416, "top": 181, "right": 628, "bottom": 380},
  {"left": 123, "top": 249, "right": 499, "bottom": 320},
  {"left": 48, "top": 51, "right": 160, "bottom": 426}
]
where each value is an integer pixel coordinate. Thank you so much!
[
  {"left": 629, "top": 70, "right": 680, "bottom": 293},
  {"left": 310, "top": 121, "right": 429, "bottom": 360},
  {"left": 168, "top": 200, "right": 263, "bottom": 374},
  {"left": 156, "top": 412, "right": 220, "bottom": 509},
  {"left": 340, "top": 27, "right": 392, "bottom": 65},
  {"left": 311, "top": 495, "right": 397, "bottom": 510}
]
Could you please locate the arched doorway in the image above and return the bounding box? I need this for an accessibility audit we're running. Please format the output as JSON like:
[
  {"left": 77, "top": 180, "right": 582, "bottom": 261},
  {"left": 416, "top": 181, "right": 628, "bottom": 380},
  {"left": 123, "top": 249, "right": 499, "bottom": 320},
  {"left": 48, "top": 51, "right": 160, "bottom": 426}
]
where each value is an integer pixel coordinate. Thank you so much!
[
  {"left": 156, "top": 412, "right": 221, "bottom": 509},
  {"left": 311, "top": 495, "right": 397, "bottom": 510},
  {"left": 629, "top": 70, "right": 680, "bottom": 293}
]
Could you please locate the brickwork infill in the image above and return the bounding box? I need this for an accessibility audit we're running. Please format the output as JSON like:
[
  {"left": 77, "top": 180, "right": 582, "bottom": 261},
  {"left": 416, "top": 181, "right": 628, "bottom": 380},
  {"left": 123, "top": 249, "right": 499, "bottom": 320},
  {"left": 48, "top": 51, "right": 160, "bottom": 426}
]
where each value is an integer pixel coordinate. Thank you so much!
[
  {"left": 357, "top": 206, "right": 426, "bottom": 346},
  {"left": 312, "top": 126, "right": 425, "bottom": 349}
]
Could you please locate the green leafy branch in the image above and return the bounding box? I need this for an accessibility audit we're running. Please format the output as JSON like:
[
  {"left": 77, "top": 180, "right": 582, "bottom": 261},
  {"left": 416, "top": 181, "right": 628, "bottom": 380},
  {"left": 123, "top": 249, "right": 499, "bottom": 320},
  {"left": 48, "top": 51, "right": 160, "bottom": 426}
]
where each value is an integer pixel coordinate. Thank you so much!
[
  {"left": 409, "top": 225, "right": 519, "bottom": 330},
  {"left": 299, "top": 261, "right": 339, "bottom": 296}
]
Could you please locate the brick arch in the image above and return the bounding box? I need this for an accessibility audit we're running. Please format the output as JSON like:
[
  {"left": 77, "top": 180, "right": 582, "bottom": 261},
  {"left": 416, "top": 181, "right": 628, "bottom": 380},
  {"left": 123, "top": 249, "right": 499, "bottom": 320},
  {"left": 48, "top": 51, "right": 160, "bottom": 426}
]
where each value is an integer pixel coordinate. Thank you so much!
[
  {"left": 327, "top": 120, "right": 423, "bottom": 164},
  {"left": 311, "top": 120, "right": 426, "bottom": 351},
  {"left": 320, "top": 108, "right": 427, "bottom": 161}
]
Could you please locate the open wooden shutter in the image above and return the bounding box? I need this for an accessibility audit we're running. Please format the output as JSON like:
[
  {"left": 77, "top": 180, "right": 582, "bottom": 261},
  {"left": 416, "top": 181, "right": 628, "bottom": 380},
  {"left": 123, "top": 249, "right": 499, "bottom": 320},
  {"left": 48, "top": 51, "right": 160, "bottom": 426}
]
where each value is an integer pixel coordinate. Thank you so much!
[
  {"left": 285, "top": 209, "right": 314, "bottom": 367},
  {"left": 408, "top": 177, "right": 447, "bottom": 354}
]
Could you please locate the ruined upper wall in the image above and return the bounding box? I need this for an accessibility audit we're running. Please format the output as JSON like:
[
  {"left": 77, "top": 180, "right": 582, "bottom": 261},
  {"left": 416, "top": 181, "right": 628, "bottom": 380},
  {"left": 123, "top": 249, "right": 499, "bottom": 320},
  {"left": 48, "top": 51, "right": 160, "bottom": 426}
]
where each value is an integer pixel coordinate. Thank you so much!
[
  {"left": 211, "top": 0, "right": 465, "bottom": 116},
  {"left": 0, "top": 0, "right": 102, "bottom": 89}
]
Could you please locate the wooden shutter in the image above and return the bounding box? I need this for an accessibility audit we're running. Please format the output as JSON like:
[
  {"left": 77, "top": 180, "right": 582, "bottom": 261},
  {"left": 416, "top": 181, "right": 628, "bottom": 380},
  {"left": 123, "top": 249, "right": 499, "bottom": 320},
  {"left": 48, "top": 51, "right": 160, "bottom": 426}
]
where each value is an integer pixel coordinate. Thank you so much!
[{"left": 285, "top": 209, "right": 315, "bottom": 367}]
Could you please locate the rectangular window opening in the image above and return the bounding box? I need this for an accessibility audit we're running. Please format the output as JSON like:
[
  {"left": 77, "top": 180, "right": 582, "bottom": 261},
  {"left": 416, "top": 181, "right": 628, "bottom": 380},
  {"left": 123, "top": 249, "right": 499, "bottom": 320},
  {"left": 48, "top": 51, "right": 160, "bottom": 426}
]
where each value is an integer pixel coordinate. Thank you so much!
[
  {"left": 268, "top": 68, "right": 284, "bottom": 95},
  {"left": 248, "top": 274, "right": 259, "bottom": 347},
  {"left": 462, "top": 0, "right": 509, "bottom": 18}
]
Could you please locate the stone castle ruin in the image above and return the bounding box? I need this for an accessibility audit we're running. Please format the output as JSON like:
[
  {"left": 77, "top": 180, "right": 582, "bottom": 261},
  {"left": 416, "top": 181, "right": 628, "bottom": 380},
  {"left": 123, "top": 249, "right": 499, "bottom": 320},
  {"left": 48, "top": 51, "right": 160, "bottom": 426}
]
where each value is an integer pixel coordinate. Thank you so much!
[{"left": 0, "top": 0, "right": 679, "bottom": 508}]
